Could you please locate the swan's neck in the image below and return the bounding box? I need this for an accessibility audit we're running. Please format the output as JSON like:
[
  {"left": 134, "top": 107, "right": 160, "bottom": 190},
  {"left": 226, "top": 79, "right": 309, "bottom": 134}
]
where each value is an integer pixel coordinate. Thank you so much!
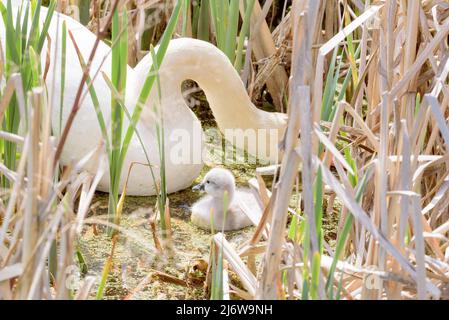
[{"left": 140, "top": 39, "right": 287, "bottom": 163}]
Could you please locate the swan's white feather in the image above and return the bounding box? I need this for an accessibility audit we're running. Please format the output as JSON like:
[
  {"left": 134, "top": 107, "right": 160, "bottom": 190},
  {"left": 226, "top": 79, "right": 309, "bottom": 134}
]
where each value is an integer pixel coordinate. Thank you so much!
[
  {"left": 191, "top": 168, "right": 261, "bottom": 231},
  {"left": 191, "top": 189, "right": 257, "bottom": 232},
  {"left": 1, "top": 4, "right": 286, "bottom": 196}
]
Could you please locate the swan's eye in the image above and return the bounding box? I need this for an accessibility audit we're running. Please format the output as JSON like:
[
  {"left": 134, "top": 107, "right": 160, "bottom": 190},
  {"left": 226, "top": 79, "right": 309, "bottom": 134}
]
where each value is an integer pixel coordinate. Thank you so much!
[{"left": 206, "top": 180, "right": 210, "bottom": 184}]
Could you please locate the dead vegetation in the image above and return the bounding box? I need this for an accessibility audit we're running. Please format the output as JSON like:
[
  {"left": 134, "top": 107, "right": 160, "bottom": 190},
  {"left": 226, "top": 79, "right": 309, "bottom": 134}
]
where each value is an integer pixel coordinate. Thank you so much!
[{"left": 1, "top": 0, "right": 449, "bottom": 300}]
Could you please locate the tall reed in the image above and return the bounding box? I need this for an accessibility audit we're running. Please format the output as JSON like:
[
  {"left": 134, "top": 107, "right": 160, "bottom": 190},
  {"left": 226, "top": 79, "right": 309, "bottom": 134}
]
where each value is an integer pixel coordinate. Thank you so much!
[{"left": 0, "top": 0, "right": 55, "bottom": 188}]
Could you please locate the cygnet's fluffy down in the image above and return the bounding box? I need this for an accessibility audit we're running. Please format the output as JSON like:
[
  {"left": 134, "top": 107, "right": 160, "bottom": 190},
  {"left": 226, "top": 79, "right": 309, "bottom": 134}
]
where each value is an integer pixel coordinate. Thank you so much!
[{"left": 191, "top": 168, "right": 262, "bottom": 231}]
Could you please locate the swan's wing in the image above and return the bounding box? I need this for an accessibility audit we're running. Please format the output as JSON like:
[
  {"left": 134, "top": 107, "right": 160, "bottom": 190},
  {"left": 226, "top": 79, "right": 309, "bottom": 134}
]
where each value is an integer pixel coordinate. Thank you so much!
[
  {"left": 234, "top": 188, "right": 263, "bottom": 226},
  {"left": 223, "top": 206, "right": 253, "bottom": 231}
]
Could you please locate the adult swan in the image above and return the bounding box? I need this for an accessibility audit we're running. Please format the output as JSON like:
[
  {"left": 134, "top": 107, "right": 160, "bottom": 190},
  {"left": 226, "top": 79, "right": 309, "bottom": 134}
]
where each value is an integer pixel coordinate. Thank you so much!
[{"left": 1, "top": 3, "right": 287, "bottom": 196}]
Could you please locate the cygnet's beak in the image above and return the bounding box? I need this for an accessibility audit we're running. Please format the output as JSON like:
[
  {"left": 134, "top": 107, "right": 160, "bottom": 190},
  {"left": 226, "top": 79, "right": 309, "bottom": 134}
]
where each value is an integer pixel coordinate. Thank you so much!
[{"left": 192, "top": 183, "right": 205, "bottom": 192}]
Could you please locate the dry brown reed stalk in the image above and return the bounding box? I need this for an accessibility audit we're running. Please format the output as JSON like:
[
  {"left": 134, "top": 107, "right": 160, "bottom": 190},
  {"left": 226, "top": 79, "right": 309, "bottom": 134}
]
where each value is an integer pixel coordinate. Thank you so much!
[
  {"left": 0, "top": 82, "right": 108, "bottom": 299},
  {"left": 243, "top": 0, "right": 289, "bottom": 111},
  {"left": 212, "top": 233, "right": 257, "bottom": 298},
  {"left": 256, "top": 0, "right": 323, "bottom": 299},
  {"left": 3, "top": 0, "right": 449, "bottom": 301},
  {"left": 206, "top": 0, "right": 449, "bottom": 301}
]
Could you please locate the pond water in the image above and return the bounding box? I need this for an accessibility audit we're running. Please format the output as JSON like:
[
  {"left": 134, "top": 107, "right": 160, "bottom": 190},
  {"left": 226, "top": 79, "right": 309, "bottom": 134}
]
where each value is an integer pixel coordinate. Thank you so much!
[{"left": 79, "top": 163, "right": 259, "bottom": 300}]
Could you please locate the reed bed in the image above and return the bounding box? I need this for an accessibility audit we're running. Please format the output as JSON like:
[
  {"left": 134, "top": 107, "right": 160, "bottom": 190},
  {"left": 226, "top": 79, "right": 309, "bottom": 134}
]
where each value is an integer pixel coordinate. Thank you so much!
[{"left": 1, "top": 0, "right": 449, "bottom": 300}]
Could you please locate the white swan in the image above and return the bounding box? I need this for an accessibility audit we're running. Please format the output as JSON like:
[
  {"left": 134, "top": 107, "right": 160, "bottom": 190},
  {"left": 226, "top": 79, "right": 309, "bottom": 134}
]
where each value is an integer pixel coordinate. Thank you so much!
[
  {"left": 191, "top": 168, "right": 259, "bottom": 231},
  {"left": 1, "top": 3, "right": 287, "bottom": 196}
]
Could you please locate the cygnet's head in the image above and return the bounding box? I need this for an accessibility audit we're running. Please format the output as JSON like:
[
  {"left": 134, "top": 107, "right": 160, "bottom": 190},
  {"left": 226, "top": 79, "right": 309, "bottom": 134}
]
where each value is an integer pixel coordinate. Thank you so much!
[{"left": 193, "top": 168, "right": 235, "bottom": 200}]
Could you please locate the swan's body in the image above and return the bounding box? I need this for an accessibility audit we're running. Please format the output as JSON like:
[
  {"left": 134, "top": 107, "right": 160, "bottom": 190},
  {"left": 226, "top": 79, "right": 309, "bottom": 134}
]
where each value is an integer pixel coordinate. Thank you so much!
[
  {"left": 1, "top": 3, "right": 286, "bottom": 196},
  {"left": 191, "top": 168, "right": 259, "bottom": 231}
]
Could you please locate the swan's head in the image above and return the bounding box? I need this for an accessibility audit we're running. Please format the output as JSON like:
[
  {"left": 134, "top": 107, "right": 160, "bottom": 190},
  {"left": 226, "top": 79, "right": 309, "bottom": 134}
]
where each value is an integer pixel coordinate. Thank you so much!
[{"left": 193, "top": 168, "right": 235, "bottom": 201}]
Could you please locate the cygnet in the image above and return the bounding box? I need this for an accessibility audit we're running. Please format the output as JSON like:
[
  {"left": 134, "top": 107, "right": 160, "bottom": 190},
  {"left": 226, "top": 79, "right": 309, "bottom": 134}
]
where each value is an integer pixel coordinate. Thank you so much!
[{"left": 191, "top": 168, "right": 261, "bottom": 231}]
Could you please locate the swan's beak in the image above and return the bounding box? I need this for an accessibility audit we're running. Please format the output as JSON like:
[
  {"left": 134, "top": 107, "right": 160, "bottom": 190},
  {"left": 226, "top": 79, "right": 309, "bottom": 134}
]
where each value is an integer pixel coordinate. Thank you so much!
[{"left": 192, "top": 183, "right": 205, "bottom": 192}]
